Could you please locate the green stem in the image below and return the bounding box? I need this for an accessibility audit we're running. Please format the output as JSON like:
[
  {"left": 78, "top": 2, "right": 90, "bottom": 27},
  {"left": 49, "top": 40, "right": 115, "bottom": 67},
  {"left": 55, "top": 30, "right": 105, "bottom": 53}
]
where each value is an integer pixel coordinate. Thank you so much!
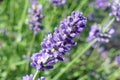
[
  {"left": 103, "top": 18, "right": 115, "bottom": 32},
  {"left": 16, "top": 0, "right": 29, "bottom": 42},
  {"left": 101, "top": 16, "right": 111, "bottom": 26},
  {"left": 27, "top": 34, "right": 36, "bottom": 56},
  {"left": 12, "top": 60, "right": 28, "bottom": 66},
  {"left": 76, "top": 0, "right": 88, "bottom": 10},
  {"left": 27, "top": 34, "right": 36, "bottom": 73},
  {"left": 33, "top": 70, "right": 40, "bottom": 80}
]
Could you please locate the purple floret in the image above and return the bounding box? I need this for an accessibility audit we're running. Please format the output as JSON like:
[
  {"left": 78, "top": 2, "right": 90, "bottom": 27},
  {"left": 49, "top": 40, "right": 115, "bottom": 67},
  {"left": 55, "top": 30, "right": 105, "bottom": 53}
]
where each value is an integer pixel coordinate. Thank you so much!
[
  {"left": 22, "top": 74, "right": 33, "bottom": 80},
  {"left": 49, "top": 0, "right": 66, "bottom": 6},
  {"left": 38, "top": 76, "right": 46, "bottom": 80},
  {"left": 22, "top": 74, "right": 45, "bottom": 80},
  {"left": 87, "top": 23, "right": 115, "bottom": 47},
  {"left": 110, "top": 0, "right": 120, "bottom": 21},
  {"left": 95, "top": 0, "right": 109, "bottom": 9},
  {"left": 31, "top": 11, "right": 87, "bottom": 70}
]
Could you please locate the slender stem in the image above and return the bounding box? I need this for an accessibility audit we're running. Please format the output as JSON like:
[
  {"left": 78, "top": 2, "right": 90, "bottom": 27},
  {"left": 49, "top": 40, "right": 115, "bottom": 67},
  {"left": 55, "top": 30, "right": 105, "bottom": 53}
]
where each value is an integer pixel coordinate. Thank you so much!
[
  {"left": 27, "top": 34, "right": 36, "bottom": 73},
  {"left": 16, "top": 0, "right": 29, "bottom": 42},
  {"left": 101, "top": 16, "right": 111, "bottom": 26},
  {"left": 27, "top": 34, "right": 36, "bottom": 56},
  {"left": 103, "top": 18, "right": 115, "bottom": 32},
  {"left": 33, "top": 70, "right": 40, "bottom": 80},
  {"left": 12, "top": 60, "right": 28, "bottom": 66},
  {"left": 76, "top": 0, "right": 88, "bottom": 10}
]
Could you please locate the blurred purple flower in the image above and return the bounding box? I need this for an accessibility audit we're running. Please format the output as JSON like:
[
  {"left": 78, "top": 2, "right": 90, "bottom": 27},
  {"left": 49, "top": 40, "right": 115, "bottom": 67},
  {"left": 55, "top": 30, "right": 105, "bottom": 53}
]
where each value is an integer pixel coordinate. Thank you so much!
[
  {"left": 95, "top": 0, "right": 109, "bottom": 9},
  {"left": 49, "top": 0, "right": 66, "bottom": 6},
  {"left": 97, "top": 46, "right": 109, "bottom": 58},
  {"left": 26, "top": 0, "right": 44, "bottom": 34},
  {"left": 0, "top": 28, "right": 8, "bottom": 34},
  {"left": 22, "top": 74, "right": 45, "bottom": 80},
  {"left": 87, "top": 13, "right": 96, "bottom": 21},
  {"left": 38, "top": 76, "right": 46, "bottom": 80},
  {"left": 115, "top": 55, "right": 120, "bottom": 64},
  {"left": 30, "top": 0, "right": 38, "bottom": 5},
  {"left": 22, "top": 74, "right": 33, "bottom": 80},
  {"left": 87, "top": 23, "right": 115, "bottom": 47},
  {"left": 23, "top": 55, "right": 30, "bottom": 61},
  {"left": 97, "top": 46, "right": 104, "bottom": 53},
  {"left": 110, "top": 0, "right": 120, "bottom": 21},
  {"left": 31, "top": 11, "right": 87, "bottom": 70}
]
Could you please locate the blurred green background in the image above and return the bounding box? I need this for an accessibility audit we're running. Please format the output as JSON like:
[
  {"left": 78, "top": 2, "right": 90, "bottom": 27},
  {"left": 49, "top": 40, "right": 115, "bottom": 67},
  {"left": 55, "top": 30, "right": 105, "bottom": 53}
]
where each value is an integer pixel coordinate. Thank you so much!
[{"left": 0, "top": 0, "right": 120, "bottom": 80}]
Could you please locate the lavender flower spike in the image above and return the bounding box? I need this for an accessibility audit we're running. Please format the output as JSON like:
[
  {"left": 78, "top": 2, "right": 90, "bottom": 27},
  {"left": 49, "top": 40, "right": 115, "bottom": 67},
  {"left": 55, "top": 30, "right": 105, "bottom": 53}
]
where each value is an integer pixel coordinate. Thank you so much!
[
  {"left": 87, "top": 23, "right": 115, "bottom": 48},
  {"left": 31, "top": 11, "right": 87, "bottom": 70},
  {"left": 110, "top": 0, "right": 120, "bottom": 21},
  {"left": 26, "top": 0, "right": 44, "bottom": 34},
  {"left": 49, "top": 0, "right": 66, "bottom": 6},
  {"left": 22, "top": 74, "right": 45, "bottom": 80}
]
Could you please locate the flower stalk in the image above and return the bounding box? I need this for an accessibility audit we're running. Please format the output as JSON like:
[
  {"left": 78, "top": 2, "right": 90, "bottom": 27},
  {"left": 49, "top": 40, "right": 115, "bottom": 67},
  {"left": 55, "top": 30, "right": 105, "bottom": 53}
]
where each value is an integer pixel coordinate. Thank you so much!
[{"left": 33, "top": 70, "right": 40, "bottom": 80}]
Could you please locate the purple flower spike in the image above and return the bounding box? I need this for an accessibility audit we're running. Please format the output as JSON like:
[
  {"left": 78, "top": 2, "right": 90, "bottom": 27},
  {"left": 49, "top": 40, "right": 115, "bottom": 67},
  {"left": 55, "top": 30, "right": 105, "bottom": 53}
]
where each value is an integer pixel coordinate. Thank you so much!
[
  {"left": 49, "top": 0, "right": 66, "bottom": 6},
  {"left": 110, "top": 0, "right": 120, "bottom": 21},
  {"left": 95, "top": 0, "right": 109, "bottom": 9},
  {"left": 26, "top": 0, "right": 44, "bottom": 34},
  {"left": 87, "top": 23, "right": 115, "bottom": 48},
  {"left": 31, "top": 11, "right": 87, "bottom": 70}
]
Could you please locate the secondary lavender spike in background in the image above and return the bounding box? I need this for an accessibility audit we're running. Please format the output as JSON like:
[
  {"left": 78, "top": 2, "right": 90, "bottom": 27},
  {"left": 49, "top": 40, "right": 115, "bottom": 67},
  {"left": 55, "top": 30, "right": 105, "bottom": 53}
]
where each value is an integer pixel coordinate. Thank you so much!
[
  {"left": 87, "top": 23, "right": 115, "bottom": 47},
  {"left": 87, "top": 23, "right": 100, "bottom": 45},
  {"left": 110, "top": 0, "right": 120, "bottom": 21},
  {"left": 31, "top": 11, "right": 87, "bottom": 70},
  {"left": 95, "top": 0, "right": 109, "bottom": 9},
  {"left": 26, "top": 0, "right": 44, "bottom": 34},
  {"left": 49, "top": 0, "right": 66, "bottom": 6}
]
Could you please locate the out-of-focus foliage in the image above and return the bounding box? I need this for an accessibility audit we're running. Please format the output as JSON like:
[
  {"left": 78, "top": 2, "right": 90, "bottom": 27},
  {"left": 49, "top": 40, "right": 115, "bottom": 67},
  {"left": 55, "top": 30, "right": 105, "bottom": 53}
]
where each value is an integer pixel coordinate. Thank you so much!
[{"left": 0, "top": 0, "right": 120, "bottom": 80}]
